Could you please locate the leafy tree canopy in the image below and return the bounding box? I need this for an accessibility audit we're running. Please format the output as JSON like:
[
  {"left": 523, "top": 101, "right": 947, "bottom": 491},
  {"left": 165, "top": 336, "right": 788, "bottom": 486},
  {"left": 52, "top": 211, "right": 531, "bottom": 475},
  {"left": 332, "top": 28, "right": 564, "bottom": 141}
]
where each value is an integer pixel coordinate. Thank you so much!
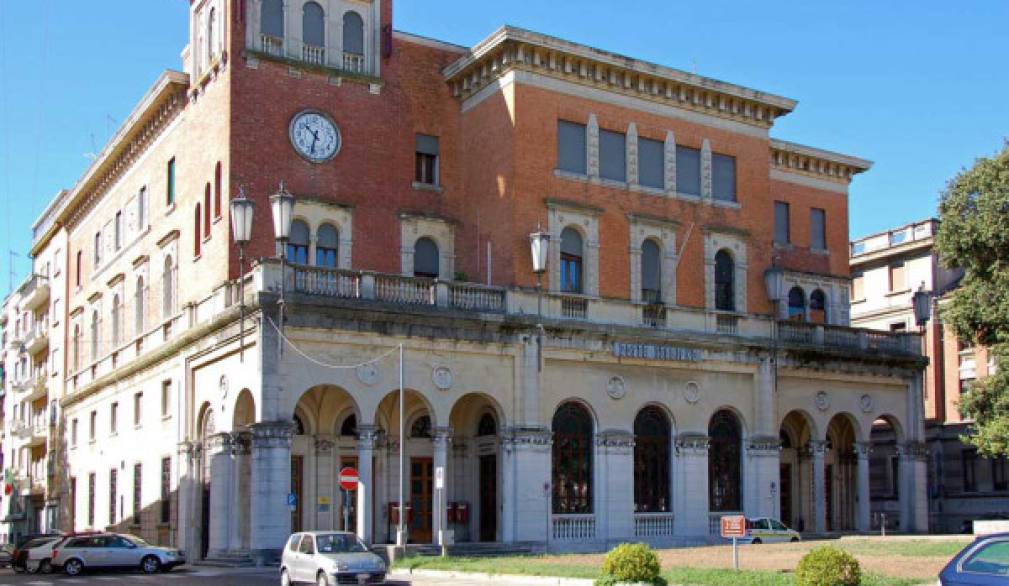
[{"left": 936, "top": 143, "right": 1009, "bottom": 455}]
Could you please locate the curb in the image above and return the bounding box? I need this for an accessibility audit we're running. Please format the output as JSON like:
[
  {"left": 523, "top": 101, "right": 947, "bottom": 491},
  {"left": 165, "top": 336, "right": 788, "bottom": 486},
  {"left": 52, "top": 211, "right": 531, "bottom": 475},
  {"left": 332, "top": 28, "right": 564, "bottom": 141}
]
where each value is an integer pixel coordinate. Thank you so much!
[{"left": 391, "top": 568, "right": 595, "bottom": 586}]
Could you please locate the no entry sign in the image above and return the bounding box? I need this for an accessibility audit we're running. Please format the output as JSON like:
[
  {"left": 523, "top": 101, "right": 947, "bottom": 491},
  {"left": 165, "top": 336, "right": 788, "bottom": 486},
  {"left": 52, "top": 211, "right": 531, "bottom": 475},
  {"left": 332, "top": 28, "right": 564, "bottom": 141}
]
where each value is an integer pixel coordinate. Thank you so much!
[{"left": 339, "top": 467, "right": 359, "bottom": 491}]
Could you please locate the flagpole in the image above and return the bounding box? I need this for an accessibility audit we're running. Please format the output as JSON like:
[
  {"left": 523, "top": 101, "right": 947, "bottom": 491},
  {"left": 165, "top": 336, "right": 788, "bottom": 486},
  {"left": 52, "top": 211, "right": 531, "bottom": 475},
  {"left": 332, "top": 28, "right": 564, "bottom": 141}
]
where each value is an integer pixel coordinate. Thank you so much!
[{"left": 397, "top": 343, "right": 405, "bottom": 548}]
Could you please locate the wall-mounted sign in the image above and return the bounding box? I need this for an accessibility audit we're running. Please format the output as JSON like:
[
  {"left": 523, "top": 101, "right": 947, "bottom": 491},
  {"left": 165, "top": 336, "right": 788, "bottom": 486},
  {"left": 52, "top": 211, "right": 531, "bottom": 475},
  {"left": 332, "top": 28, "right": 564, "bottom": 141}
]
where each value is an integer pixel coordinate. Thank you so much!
[{"left": 612, "top": 343, "right": 702, "bottom": 362}]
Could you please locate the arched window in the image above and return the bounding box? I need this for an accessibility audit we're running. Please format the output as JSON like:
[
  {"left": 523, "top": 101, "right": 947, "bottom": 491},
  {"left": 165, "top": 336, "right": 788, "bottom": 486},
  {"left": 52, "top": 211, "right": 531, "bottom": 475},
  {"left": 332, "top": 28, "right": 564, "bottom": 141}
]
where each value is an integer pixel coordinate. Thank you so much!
[
  {"left": 410, "top": 414, "right": 432, "bottom": 438},
  {"left": 709, "top": 410, "right": 742, "bottom": 512},
  {"left": 810, "top": 289, "right": 827, "bottom": 324},
  {"left": 316, "top": 224, "right": 338, "bottom": 267},
  {"left": 194, "top": 204, "right": 202, "bottom": 257},
  {"left": 477, "top": 413, "right": 497, "bottom": 437},
  {"left": 343, "top": 11, "right": 364, "bottom": 55},
  {"left": 303, "top": 2, "right": 325, "bottom": 47},
  {"left": 111, "top": 295, "right": 121, "bottom": 347},
  {"left": 552, "top": 402, "right": 593, "bottom": 514},
  {"left": 413, "top": 237, "right": 439, "bottom": 278},
  {"left": 261, "top": 0, "right": 284, "bottom": 55},
  {"left": 788, "top": 287, "right": 806, "bottom": 321},
  {"left": 641, "top": 239, "right": 661, "bottom": 303},
  {"left": 207, "top": 7, "right": 216, "bottom": 60},
  {"left": 714, "top": 249, "right": 734, "bottom": 311},
  {"left": 293, "top": 414, "right": 306, "bottom": 436},
  {"left": 163, "top": 256, "right": 175, "bottom": 319},
  {"left": 90, "top": 310, "right": 100, "bottom": 362},
  {"left": 634, "top": 406, "right": 670, "bottom": 512},
  {"left": 560, "top": 228, "right": 583, "bottom": 294},
  {"left": 213, "top": 162, "right": 222, "bottom": 219},
  {"left": 134, "top": 277, "right": 145, "bottom": 336},
  {"left": 203, "top": 184, "right": 212, "bottom": 238},
  {"left": 72, "top": 324, "right": 81, "bottom": 371},
  {"left": 340, "top": 414, "right": 357, "bottom": 437},
  {"left": 287, "top": 220, "right": 310, "bottom": 265}
]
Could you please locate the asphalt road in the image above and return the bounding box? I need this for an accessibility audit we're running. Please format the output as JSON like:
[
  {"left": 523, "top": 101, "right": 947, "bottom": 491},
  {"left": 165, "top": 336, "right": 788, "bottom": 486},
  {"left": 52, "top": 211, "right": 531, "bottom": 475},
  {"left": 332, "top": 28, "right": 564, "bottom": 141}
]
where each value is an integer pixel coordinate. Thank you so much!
[{"left": 0, "top": 568, "right": 470, "bottom": 586}]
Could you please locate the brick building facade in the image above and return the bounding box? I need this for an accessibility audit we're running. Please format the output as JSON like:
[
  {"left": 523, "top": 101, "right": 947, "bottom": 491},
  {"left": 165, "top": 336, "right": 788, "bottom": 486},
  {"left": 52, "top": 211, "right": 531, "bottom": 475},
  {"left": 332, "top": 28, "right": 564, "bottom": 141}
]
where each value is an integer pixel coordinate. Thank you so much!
[{"left": 0, "top": 0, "right": 927, "bottom": 561}]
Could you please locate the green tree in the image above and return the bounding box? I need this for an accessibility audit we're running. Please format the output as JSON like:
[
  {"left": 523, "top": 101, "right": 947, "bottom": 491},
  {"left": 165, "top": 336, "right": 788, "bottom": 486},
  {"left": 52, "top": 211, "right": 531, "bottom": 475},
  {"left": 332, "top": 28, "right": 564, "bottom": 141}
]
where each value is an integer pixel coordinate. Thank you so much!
[{"left": 936, "top": 143, "right": 1009, "bottom": 456}]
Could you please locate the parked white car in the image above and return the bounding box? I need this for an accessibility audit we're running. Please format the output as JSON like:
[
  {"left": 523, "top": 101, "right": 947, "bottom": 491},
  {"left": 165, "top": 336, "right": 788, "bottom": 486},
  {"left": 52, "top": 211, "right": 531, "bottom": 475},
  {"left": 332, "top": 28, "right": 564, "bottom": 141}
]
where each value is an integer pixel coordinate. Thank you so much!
[
  {"left": 281, "top": 531, "right": 386, "bottom": 586},
  {"left": 51, "top": 533, "right": 185, "bottom": 576},
  {"left": 24, "top": 537, "right": 62, "bottom": 574},
  {"left": 736, "top": 517, "right": 801, "bottom": 544}
]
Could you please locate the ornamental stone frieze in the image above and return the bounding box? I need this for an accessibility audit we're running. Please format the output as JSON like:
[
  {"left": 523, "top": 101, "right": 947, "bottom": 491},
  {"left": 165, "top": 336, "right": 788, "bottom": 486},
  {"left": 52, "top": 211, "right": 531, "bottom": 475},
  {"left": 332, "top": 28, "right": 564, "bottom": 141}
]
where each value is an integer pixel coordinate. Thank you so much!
[
  {"left": 747, "top": 435, "right": 782, "bottom": 454},
  {"left": 249, "top": 421, "right": 295, "bottom": 449},
  {"left": 806, "top": 440, "right": 828, "bottom": 456},
  {"left": 501, "top": 426, "right": 552, "bottom": 452},
  {"left": 595, "top": 429, "right": 635, "bottom": 452},
  {"left": 675, "top": 433, "right": 709, "bottom": 455},
  {"left": 204, "top": 432, "right": 233, "bottom": 454},
  {"left": 231, "top": 431, "right": 252, "bottom": 456}
]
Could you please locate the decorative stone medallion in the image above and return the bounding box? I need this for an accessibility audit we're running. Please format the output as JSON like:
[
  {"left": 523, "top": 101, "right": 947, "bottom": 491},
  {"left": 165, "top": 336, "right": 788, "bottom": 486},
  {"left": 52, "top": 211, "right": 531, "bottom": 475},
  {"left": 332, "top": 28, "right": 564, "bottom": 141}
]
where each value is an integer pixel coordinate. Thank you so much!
[
  {"left": 683, "top": 381, "right": 701, "bottom": 404},
  {"left": 606, "top": 376, "right": 626, "bottom": 400},
  {"left": 356, "top": 363, "right": 378, "bottom": 386},
  {"left": 859, "top": 394, "right": 874, "bottom": 414},
  {"left": 815, "top": 391, "right": 831, "bottom": 412},
  {"left": 432, "top": 365, "right": 454, "bottom": 391}
]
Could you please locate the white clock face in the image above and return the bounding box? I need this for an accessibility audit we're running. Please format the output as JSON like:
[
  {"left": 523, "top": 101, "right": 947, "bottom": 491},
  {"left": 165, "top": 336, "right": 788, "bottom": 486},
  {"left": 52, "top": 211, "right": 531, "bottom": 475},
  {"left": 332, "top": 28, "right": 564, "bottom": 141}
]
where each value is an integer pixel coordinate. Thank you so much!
[{"left": 289, "top": 110, "right": 341, "bottom": 162}]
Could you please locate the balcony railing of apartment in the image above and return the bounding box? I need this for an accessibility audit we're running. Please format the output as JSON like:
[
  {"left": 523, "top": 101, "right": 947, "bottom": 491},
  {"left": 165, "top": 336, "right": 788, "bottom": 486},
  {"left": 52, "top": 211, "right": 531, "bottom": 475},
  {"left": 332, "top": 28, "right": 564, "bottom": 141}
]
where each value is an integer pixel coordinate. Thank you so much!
[
  {"left": 23, "top": 319, "right": 49, "bottom": 356},
  {"left": 252, "top": 35, "right": 373, "bottom": 76},
  {"left": 19, "top": 274, "right": 50, "bottom": 311}
]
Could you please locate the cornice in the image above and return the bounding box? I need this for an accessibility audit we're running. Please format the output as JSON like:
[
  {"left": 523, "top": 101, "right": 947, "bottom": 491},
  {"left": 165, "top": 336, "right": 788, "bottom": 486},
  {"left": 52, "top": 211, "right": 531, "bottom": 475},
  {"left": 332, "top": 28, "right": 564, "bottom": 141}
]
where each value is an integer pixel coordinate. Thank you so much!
[
  {"left": 157, "top": 230, "right": 181, "bottom": 247},
  {"left": 626, "top": 213, "right": 681, "bottom": 230},
  {"left": 544, "top": 197, "right": 604, "bottom": 216},
  {"left": 445, "top": 27, "right": 795, "bottom": 130},
  {"left": 106, "top": 273, "right": 125, "bottom": 288},
  {"left": 770, "top": 139, "right": 872, "bottom": 186}
]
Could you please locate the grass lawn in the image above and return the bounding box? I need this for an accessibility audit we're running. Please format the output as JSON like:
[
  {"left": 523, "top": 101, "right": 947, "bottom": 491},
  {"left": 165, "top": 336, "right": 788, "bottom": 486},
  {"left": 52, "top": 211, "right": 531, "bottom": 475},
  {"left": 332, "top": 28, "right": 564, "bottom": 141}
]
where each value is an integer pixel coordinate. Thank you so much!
[{"left": 393, "top": 538, "right": 969, "bottom": 585}]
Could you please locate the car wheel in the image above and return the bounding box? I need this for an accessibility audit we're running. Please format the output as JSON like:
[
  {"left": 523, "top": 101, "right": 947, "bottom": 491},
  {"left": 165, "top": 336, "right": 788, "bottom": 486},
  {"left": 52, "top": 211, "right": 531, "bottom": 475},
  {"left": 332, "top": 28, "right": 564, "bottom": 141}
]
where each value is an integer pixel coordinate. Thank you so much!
[
  {"left": 39, "top": 559, "right": 52, "bottom": 574},
  {"left": 790, "top": 537, "right": 799, "bottom": 543},
  {"left": 141, "top": 555, "right": 161, "bottom": 574},
  {"left": 317, "top": 570, "right": 331, "bottom": 586},
  {"left": 281, "top": 568, "right": 292, "bottom": 586},
  {"left": 64, "top": 558, "right": 84, "bottom": 576},
  {"left": 752, "top": 538, "right": 762, "bottom": 545}
]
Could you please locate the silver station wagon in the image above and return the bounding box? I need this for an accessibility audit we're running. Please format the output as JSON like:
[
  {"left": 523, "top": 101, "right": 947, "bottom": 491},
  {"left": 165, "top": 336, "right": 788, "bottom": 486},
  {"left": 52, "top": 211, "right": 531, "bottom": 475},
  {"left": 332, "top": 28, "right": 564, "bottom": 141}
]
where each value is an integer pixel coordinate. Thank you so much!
[{"left": 281, "top": 531, "right": 386, "bottom": 586}]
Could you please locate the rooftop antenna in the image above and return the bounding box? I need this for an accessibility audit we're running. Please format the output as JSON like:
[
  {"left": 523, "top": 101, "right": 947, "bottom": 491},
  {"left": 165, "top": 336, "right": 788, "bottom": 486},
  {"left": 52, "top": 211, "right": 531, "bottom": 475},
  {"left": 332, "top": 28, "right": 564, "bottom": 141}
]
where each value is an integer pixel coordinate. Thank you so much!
[
  {"left": 84, "top": 132, "right": 99, "bottom": 161},
  {"left": 8, "top": 250, "right": 17, "bottom": 294}
]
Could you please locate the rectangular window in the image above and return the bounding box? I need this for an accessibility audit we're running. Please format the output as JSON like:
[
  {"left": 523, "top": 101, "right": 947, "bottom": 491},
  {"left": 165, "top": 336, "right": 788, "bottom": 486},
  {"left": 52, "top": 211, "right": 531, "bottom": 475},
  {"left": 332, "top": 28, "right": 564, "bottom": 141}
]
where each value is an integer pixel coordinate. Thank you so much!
[
  {"left": 110, "top": 402, "right": 118, "bottom": 435},
  {"left": 774, "top": 201, "right": 790, "bottom": 244},
  {"left": 161, "top": 381, "right": 171, "bottom": 418},
  {"left": 89, "top": 411, "right": 96, "bottom": 441},
  {"left": 115, "top": 211, "right": 123, "bottom": 250},
  {"left": 712, "top": 153, "right": 736, "bottom": 202},
  {"left": 638, "top": 137, "right": 664, "bottom": 189},
  {"left": 890, "top": 322, "right": 907, "bottom": 332},
  {"left": 134, "top": 392, "right": 142, "bottom": 427},
  {"left": 598, "top": 129, "right": 626, "bottom": 182},
  {"left": 109, "top": 468, "right": 117, "bottom": 525},
  {"left": 810, "top": 208, "right": 827, "bottom": 250},
  {"left": 133, "top": 463, "right": 142, "bottom": 525},
  {"left": 964, "top": 449, "right": 978, "bottom": 492},
  {"left": 71, "top": 419, "right": 78, "bottom": 447},
  {"left": 675, "top": 145, "right": 701, "bottom": 196},
  {"left": 88, "top": 472, "right": 96, "bottom": 527},
  {"left": 166, "top": 158, "right": 176, "bottom": 206},
  {"left": 852, "top": 272, "right": 864, "bottom": 301},
  {"left": 414, "top": 134, "right": 439, "bottom": 186},
  {"left": 138, "top": 187, "right": 147, "bottom": 229},
  {"left": 94, "top": 232, "right": 102, "bottom": 267},
  {"left": 160, "top": 457, "right": 171, "bottom": 523},
  {"left": 557, "top": 121, "right": 587, "bottom": 175},
  {"left": 889, "top": 261, "right": 906, "bottom": 292}
]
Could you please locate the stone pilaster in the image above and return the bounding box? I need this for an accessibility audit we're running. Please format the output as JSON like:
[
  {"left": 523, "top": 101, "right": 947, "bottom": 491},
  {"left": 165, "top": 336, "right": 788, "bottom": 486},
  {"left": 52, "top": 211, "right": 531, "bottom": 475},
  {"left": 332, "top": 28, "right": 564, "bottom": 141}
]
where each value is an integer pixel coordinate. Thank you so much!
[
  {"left": 808, "top": 440, "right": 827, "bottom": 535},
  {"left": 746, "top": 436, "right": 781, "bottom": 518},
  {"left": 854, "top": 442, "right": 871, "bottom": 532},
  {"left": 205, "top": 432, "right": 234, "bottom": 559},
  {"left": 626, "top": 122, "right": 639, "bottom": 187},
  {"left": 587, "top": 114, "right": 600, "bottom": 179},
  {"left": 432, "top": 427, "right": 453, "bottom": 545},
  {"left": 356, "top": 426, "right": 379, "bottom": 544},
  {"left": 249, "top": 421, "right": 293, "bottom": 565},
  {"left": 674, "top": 434, "right": 709, "bottom": 537},
  {"left": 315, "top": 435, "right": 336, "bottom": 531},
  {"left": 597, "top": 430, "right": 634, "bottom": 542},
  {"left": 700, "top": 139, "right": 713, "bottom": 200},
  {"left": 898, "top": 441, "right": 928, "bottom": 533},
  {"left": 663, "top": 130, "right": 676, "bottom": 195},
  {"left": 501, "top": 426, "right": 552, "bottom": 543}
]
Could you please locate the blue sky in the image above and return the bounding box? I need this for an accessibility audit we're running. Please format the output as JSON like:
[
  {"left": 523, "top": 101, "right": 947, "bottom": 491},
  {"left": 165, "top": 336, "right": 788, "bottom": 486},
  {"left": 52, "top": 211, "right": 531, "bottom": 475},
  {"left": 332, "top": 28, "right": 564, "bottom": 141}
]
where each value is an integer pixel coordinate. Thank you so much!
[{"left": 1, "top": 1, "right": 1006, "bottom": 291}]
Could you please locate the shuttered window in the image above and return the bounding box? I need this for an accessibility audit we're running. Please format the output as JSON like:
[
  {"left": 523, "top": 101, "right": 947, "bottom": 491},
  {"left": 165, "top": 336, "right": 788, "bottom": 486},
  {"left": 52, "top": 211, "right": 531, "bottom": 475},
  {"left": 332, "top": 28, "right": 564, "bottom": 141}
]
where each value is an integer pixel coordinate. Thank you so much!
[{"left": 889, "top": 261, "right": 906, "bottom": 292}]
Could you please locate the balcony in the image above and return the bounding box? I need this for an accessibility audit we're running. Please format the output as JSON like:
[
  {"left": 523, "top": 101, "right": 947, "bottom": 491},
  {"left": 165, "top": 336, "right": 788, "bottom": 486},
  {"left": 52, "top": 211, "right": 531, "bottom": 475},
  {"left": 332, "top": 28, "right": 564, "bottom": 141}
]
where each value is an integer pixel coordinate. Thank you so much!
[
  {"left": 22, "top": 321, "right": 49, "bottom": 356},
  {"left": 251, "top": 35, "right": 375, "bottom": 77},
  {"left": 263, "top": 262, "right": 921, "bottom": 359},
  {"left": 11, "top": 418, "right": 47, "bottom": 446},
  {"left": 23, "top": 371, "right": 48, "bottom": 402},
  {"left": 19, "top": 275, "right": 50, "bottom": 311}
]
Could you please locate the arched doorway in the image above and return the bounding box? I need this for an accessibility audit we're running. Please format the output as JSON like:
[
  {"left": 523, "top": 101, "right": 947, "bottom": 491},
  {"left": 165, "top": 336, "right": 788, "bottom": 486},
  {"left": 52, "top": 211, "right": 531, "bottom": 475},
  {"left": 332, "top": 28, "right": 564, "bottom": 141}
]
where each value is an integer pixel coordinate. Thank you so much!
[
  {"left": 779, "top": 410, "right": 816, "bottom": 531},
  {"left": 825, "top": 414, "right": 859, "bottom": 531},
  {"left": 374, "top": 389, "right": 436, "bottom": 544},
  {"left": 634, "top": 406, "right": 671, "bottom": 513},
  {"left": 552, "top": 401, "right": 594, "bottom": 515},
  {"left": 449, "top": 393, "right": 504, "bottom": 543},
  {"left": 196, "top": 403, "right": 215, "bottom": 559},
  {"left": 869, "top": 415, "right": 903, "bottom": 531},
  {"left": 232, "top": 390, "right": 255, "bottom": 553},
  {"left": 709, "top": 410, "right": 743, "bottom": 514}
]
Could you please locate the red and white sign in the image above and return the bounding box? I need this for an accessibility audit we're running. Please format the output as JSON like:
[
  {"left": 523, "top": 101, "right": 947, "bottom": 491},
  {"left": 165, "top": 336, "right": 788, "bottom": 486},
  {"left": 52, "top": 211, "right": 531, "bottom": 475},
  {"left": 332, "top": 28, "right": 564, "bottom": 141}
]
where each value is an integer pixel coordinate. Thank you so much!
[
  {"left": 720, "top": 515, "right": 746, "bottom": 538},
  {"left": 339, "top": 467, "right": 359, "bottom": 491}
]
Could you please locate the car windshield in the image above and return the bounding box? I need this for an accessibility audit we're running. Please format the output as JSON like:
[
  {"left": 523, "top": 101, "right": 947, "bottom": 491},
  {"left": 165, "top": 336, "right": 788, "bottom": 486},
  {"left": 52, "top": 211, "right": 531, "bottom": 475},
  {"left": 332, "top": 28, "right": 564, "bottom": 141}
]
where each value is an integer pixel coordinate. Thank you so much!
[
  {"left": 121, "top": 534, "right": 149, "bottom": 546},
  {"left": 963, "top": 540, "right": 1009, "bottom": 575},
  {"left": 315, "top": 534, "right": 368, "bottom": 554}
]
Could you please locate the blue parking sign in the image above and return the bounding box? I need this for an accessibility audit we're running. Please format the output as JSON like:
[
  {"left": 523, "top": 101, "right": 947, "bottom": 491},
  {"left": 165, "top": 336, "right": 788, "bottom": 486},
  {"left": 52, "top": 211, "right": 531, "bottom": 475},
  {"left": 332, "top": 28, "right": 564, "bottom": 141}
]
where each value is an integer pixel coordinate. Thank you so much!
[{"left": 287, "top": 492, "right": 297, "bottom": 507}]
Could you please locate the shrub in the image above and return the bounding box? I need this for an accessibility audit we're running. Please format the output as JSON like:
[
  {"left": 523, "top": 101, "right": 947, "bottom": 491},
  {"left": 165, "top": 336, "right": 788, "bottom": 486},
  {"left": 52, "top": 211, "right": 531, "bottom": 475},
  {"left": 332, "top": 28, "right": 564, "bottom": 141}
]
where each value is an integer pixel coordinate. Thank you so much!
[
  {"left": 597, "top": 543, "right": 664, "bottom": 586},
  {"left": 795, "top": 545, "right": 861, "bottom": 586}
]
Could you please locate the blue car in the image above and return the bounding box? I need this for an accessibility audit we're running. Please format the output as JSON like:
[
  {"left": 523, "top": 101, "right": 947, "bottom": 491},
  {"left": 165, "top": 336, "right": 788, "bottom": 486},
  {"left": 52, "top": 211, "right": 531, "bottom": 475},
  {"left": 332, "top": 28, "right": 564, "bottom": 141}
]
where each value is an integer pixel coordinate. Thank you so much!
[{"left": 939, "top": 532, "right": 1009, "bottom": 585}]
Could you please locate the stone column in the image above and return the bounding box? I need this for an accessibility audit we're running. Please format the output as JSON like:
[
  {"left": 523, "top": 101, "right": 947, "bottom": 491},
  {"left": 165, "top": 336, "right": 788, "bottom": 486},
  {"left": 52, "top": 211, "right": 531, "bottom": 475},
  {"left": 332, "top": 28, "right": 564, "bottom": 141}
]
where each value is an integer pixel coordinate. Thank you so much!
[
  {"left": 854, "top": 442, "right": 871, "bottom": 533},
  {"left": 176, "top": 441, "right": 198, "bottom": 559},
  {"left": 315, "top": 435, "right": 336, "bottom": 530},
  {"left": 899, "top": 442, "right": 929, "bottom": 533},
  {"left": 231, "top": 432, "right": 252, "bottom": 554},
  {"left": 249, "top": 421, "right": 293, "bottom": 566},
  {"left": 809, "top": 440, "right": 827, "bottom": 535},
  {"left": 598, "top": 430, "right": 634, "bottom": 543},
  {"left": 433, "top": 427, "right": 453, "bottom": 545},
  {"left": 501, "top": 427, "right": 552, "bottom": 543},
  {"left": 746, "top": 437, "right": 781, "bottom": 518},
  {"left": 356, "top": 426, "right": 378, "bottom": 544},
  {"left": 205, "top": 433, "right": 234, "bottom": 558},
  {"left": 674, "top": 434, "right": 710, "bottom": 538}
]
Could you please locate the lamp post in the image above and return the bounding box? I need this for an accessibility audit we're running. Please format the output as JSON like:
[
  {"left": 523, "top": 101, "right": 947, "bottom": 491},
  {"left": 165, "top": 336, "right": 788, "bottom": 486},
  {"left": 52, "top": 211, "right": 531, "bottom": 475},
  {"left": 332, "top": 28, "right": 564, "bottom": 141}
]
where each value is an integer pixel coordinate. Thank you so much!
[
  {"left": 230, "top": 185, "right": 255, "bottom": 362},
  {"left": 912, "top": 284, "right": 932, "bottom": 357},
  {"left": 270, "top": 182, "right": 295, "bottom": 356},
  {"left": 529, "top": 229, "right": 550, "bottom": 371},
  {"left": 763, "top": 267, "right": 784, "bottom": 320}
]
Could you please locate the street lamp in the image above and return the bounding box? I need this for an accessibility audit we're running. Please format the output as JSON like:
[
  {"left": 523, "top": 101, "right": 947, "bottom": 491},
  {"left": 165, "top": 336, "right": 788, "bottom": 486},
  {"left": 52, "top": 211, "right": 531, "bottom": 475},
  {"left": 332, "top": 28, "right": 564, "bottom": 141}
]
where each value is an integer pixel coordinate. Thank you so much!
[
  {"left": 270, "top": 182, "right": 295, "bottom": 355},
  {"left": 764, "top": 267, "right": 784, "bottom": 320},
  {"left": 912, "top": 284, "right": 931, "bottom": 329},
  {"left": 230, "top": 185, "right": 255, "bottom": 362},
  {"left": 529, "top": 229, "right": 550, "bottom": 372}
]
